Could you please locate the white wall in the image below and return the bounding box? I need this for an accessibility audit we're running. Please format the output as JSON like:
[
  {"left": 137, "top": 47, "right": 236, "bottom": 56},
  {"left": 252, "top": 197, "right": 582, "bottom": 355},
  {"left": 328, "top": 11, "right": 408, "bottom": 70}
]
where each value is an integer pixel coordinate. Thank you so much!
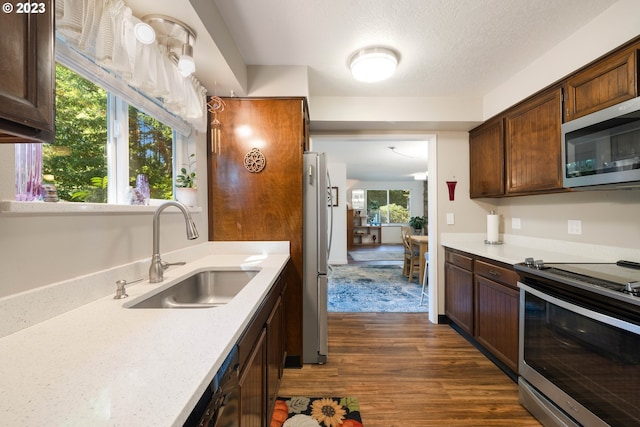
[
  {"left": 0, "top": 131, "right": 209, "bottom": 299},
  {"left": 247, "top": 65, "right": 310, "bottom": 97},
  {"left": 431, "top": 132, "right": 499, "bottom": 318},
  {"left": 309, "top": 96, "right": 482, "bottom": 129},
  {"left": 327, "top": 162, "right": 348, "bottom": 265},
  {"left": 494, "top": 190, "right": 640, "bottom": 249}
]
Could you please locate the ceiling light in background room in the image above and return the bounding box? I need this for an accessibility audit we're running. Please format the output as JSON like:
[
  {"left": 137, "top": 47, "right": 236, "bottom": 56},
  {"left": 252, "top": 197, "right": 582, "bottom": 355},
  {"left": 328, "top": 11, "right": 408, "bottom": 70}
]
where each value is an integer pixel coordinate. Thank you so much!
[
  {"left": 349, "top": 47, "right": 398, "bottom": 82},
  {"left": 142, "top": 14, "right": 197, "bottom": 77}
]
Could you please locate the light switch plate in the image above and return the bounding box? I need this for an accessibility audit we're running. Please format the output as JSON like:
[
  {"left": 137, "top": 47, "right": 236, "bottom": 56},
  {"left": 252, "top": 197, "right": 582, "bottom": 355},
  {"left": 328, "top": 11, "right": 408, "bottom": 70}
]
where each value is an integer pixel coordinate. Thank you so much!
[
  {"left": 446, "top": 213, "right": 454, "bottom": 225},
  {"left": 568, "top": 219, "right": 582, "bottom": 235},
  {"left": 512, "top": 218, "right": 521, "bottom": 230}
]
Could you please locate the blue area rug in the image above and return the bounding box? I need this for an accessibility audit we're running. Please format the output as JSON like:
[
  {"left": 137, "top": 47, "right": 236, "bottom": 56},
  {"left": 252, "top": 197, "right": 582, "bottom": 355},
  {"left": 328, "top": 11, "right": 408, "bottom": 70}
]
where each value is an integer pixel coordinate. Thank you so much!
[
  {"left": 348, "top": 250, "right": 403, "bottom": 262},
  {"left": 328, "top": 264, "right": 428, "bottom": 312}
]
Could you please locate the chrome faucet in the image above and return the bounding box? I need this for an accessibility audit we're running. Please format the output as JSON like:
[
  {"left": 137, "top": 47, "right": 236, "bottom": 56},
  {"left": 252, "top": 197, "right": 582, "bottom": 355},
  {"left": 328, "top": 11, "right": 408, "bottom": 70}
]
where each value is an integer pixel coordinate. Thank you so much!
[{"left": 149, "top": 201, "right": 199, "bottom": 283}]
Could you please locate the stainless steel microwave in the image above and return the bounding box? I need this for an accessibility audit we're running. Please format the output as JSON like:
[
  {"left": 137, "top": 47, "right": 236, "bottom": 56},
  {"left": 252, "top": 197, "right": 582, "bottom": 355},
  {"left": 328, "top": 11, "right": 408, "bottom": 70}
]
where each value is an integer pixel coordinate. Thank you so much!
[{"left": 562, "top": 96, "right": 640, "bottom": 189}]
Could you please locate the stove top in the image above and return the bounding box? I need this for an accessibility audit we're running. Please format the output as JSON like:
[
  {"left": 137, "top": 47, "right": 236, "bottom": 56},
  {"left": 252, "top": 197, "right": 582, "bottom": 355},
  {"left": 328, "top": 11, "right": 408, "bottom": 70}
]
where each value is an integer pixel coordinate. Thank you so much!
[{"left": 514, "top": 259, "right": 640, "bottom": 307}]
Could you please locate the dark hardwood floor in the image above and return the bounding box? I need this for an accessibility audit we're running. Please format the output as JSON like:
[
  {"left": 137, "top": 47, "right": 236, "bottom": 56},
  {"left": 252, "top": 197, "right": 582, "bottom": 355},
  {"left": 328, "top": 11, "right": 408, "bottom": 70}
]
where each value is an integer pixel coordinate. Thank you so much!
[{"left": 278, "top": 313, "right": 541, "bottom": 427}]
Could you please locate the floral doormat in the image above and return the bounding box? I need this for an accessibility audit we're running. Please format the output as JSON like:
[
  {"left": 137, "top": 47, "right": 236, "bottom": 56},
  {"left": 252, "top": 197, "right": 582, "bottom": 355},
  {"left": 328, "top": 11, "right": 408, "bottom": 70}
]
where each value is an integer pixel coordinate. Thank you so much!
[{"left": 271, "top": 396, "right": 363, "bottom": 427}]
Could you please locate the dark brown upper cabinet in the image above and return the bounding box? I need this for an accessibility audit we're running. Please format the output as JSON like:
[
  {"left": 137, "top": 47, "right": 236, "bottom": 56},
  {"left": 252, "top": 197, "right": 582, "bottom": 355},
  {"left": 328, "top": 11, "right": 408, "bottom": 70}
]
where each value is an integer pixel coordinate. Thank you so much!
[
  {"left": 505, "top": 88, "right": 563, "bottom": 195},
  {"left": 469, "top": 116, "right": 504, "bottom": 198},
  {"left": 0, "top": 0, "right": 55, "bottom": 143},
  {"left": 564, "top": 46, "right": 638, "bottom": 122}
]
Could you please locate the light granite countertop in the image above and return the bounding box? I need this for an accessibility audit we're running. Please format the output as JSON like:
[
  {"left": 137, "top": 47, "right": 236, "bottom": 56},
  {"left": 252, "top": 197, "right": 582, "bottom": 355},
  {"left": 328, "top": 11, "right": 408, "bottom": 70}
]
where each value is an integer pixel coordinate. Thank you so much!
[
  {"left": 440, "top": 233, "right": 639, "bottom": 265},
  {"left": 0, "top": 241, "right": 289, "bottom": 426}
]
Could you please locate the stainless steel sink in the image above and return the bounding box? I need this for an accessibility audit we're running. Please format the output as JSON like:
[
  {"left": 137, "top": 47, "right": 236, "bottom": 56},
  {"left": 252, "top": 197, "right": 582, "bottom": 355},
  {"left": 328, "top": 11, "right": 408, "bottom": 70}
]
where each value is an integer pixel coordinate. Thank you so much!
[{"left": 127, "top": 269, "right": 260, "bottom": 309}]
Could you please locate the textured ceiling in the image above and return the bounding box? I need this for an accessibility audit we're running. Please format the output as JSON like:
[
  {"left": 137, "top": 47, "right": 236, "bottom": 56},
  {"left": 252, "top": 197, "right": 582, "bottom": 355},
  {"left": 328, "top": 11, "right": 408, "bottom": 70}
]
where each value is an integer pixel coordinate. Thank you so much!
[{"left": 212, "top": 0, "right": 618, "bottom": 98}]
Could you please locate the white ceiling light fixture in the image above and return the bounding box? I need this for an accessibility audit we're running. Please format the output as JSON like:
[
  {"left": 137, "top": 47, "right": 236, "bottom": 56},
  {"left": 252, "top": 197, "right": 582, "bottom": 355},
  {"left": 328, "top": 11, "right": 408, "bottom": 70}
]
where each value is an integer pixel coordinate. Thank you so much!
[
  {"left": 178, "top": 44, "right": 196, "bottom": 77},
  {"left": 142, "top": 14, "right": 197, "bottom": 77},
  {"left": 133, "top": 20, "right": 156, "bottom": 45},
  {"left": 349, "top": 47, "right": 398, "bottom": 83}
]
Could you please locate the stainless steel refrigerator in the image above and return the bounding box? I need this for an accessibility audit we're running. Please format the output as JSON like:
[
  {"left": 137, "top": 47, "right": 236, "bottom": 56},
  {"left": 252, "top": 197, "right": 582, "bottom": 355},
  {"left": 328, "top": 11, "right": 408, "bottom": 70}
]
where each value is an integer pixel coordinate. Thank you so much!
[{"left": 302, "top": 152, "right": 332, "bottom": 364}]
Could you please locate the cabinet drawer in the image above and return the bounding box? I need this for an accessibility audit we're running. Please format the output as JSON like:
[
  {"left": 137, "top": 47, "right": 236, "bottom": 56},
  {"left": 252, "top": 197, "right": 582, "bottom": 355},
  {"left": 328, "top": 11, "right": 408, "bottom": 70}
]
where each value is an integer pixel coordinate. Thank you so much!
[
  {"left": 446, "top": 251, "right": 473, "bottom": 271},
  {"left": 474, "top": 260, "right": 518, "bottom": 289}
]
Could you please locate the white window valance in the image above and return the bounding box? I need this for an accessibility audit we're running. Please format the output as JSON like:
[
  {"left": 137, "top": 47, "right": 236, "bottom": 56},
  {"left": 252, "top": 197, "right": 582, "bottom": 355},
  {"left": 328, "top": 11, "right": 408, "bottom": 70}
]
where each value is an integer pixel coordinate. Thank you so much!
[{"left": 55, "top": 0, "right": 207, "bottom": 133}]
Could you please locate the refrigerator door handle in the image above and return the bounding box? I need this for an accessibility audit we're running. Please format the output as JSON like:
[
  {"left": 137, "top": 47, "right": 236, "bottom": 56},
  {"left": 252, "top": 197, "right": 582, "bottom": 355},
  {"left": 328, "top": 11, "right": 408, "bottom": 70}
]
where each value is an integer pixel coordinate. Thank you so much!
[
  {"left": 308, "top": 165, "right": 314, "bottom": 185},
  {"left": 326, "top": 170, "right": 334, "bottom": 259}
]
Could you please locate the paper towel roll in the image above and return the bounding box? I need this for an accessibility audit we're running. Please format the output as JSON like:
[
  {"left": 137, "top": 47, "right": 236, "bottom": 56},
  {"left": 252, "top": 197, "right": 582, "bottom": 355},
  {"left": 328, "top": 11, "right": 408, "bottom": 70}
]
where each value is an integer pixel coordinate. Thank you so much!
[{"left": 487, "top": 212, "right": 499, "bottom": 243}]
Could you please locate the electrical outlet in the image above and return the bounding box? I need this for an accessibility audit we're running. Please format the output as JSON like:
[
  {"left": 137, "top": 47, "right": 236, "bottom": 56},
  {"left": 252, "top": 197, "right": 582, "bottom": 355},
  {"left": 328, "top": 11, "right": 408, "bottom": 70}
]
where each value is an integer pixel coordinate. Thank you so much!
[
  {"left": 512, "top": 218, "right": 521, "bottom": 230},
  {"left": 446, "top": 213, "right": 454, "bottom": 225},
  {"left": 568, "top": 219, "right": 582, "bottom": 235}
]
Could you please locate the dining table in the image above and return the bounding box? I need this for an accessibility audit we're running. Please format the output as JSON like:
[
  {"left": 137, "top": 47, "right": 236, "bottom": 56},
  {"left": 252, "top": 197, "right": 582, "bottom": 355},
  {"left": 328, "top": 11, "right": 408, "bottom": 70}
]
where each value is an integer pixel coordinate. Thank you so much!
[{"left": 410, "top": 234, "right": 429, "bottom": 285}]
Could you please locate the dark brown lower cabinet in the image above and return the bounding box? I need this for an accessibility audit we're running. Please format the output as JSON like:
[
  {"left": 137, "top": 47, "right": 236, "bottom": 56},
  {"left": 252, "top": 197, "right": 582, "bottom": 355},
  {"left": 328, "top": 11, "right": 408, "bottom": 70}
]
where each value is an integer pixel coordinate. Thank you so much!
[
  {"left": 266, "top": 295, "right": 283, "bottom": 421},
  {"left": 474, "top": 275, "right": 519, "bottom": 372},
  {"left": 444, "top": 261, "right": 474, "bottom": 336},
  {"left": 444, "top": 248, "right": 520, "bottom": 376},
  {"left": 239, "top": 329, "right": 266, "bottom": 427},
  {"left": 236, "top": 266, "right": 287, "bottom": 426},
  {"left": 444, "top": 249, "right": 474, "bottom": 336}
]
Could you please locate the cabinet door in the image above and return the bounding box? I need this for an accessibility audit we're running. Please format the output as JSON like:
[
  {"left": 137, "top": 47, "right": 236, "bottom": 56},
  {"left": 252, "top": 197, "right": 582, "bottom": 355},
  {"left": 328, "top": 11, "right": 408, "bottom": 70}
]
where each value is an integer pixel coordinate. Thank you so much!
[
  {"left": 266, "top": 295, "right": 283, "bottom": 421},
  {"left": 208, "top": 97, "right": 307, "bottom": 366},
  {"left": 0, "top": 0, "right": 55, "bottom": 143},
  {"left": 505, "top": 88, "right": 563, "bottom": 194},
  {"left": 564, "top": 48, "right": 637, "bottom": 122},
  {"left": 238, "top": 328, "right": 266, "bottom": 427},
  {"left": 445, "top": 262, "right": 474, "bottom": 336},
  {"left": 474, "top": 275, "right": 519, "bottom": 372},
  {"left": 469, "top": 117, "right": 504, "bottom": 198},
  {"left": 208, "top": 98, "right": 305, "bottom": 242}
]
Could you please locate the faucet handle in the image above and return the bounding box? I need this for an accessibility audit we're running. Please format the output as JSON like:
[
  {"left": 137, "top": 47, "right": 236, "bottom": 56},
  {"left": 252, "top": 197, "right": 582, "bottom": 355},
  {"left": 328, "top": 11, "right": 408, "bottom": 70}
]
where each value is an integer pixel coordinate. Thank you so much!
[{"left": 162, "top": 261, "right": 186, "bottom": 271}]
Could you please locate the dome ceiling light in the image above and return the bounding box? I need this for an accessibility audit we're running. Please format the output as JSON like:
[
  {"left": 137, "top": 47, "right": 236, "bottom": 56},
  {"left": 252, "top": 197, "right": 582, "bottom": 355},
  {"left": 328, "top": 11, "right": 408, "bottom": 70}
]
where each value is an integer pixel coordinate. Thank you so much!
[{"left": 349, "top": 47, "right": 398, "bottom": 83}]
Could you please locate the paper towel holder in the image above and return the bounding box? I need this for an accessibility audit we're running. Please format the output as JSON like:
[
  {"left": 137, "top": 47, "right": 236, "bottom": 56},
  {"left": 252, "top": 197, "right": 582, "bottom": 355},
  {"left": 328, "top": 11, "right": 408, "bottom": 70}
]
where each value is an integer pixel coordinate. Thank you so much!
[{"left": 485, "top": 210, "right": 503, "bottom": 245}]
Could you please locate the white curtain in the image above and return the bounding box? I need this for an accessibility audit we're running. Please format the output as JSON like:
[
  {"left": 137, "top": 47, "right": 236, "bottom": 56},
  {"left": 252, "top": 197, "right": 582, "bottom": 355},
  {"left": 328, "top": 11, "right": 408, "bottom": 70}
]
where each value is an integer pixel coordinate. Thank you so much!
[{"left": 55, "top": 0, "right": 207, "bottom": 132}]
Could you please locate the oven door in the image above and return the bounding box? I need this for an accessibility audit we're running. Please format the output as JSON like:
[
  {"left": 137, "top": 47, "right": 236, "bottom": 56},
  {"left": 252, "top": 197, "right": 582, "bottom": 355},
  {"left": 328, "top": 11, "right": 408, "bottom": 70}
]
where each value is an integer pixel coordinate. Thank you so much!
[{"left": 519, "top": 282, "right": 640, "bottom": 427}]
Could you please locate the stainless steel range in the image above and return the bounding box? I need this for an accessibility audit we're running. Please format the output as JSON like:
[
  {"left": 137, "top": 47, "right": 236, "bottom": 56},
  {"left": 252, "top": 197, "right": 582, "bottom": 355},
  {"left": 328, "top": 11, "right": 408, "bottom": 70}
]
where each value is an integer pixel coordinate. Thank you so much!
[{"left": 515, "top": 258, "right": 640, "bottom": 427}]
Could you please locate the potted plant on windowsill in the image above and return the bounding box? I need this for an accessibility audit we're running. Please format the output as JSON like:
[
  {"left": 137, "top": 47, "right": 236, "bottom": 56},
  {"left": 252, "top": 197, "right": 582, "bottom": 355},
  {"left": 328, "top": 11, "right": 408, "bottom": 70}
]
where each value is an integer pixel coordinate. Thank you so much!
[
  {"left": 175, "top": 154, "right": 197, "bottom": 207},
  {"left": 409, "top": 215, "right": 426, "bottom": 235}
]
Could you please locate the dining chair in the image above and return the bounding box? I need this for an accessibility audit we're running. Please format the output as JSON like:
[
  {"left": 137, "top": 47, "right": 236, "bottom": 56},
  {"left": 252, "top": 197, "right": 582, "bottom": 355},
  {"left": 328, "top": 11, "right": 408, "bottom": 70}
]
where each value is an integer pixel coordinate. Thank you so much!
[{"left": 401, "top": 227, "right": 420, "bottom": 282}]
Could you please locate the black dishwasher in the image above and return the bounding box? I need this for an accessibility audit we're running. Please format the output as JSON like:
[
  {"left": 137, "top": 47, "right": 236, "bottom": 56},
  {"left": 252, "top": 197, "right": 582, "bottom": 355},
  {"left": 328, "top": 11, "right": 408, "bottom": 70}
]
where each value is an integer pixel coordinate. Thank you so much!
[{"left": 184, "top": 346, "right": 239, "bottom": 427}]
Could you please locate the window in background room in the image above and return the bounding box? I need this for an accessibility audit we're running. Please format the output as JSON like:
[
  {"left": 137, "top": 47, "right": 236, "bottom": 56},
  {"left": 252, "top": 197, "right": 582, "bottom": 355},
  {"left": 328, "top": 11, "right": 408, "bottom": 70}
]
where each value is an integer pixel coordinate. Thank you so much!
[{"left": 366, "top": 189, "right": 410, "bottom": 224}]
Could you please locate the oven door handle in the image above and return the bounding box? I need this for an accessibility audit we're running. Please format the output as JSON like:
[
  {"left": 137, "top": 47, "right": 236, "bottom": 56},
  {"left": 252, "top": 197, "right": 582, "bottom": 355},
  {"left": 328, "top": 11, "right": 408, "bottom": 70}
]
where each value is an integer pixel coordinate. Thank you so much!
[{"left": 518, "top": 282, "right": 640, "bottom": 335}]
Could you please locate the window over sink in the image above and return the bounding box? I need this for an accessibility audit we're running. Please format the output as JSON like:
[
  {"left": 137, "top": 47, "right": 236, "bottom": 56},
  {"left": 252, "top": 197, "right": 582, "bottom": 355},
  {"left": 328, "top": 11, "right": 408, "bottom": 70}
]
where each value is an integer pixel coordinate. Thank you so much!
[{"left": 14, "top": 63, "right": 194, "bottom": 206}]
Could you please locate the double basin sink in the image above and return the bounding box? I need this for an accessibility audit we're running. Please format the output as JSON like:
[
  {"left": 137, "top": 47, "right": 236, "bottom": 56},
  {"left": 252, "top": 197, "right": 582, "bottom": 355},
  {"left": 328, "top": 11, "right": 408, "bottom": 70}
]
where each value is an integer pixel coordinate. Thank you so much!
[{"left": 126, "top": 268, "right": 260, "bottom": 309}]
